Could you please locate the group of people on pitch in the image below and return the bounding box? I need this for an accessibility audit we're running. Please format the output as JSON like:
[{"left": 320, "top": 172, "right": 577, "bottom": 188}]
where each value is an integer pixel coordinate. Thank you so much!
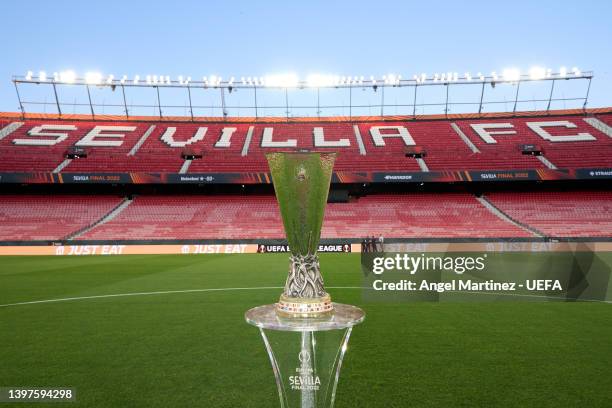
[{"left": 362, "top": 235, "right": 384, "bottom": 253}]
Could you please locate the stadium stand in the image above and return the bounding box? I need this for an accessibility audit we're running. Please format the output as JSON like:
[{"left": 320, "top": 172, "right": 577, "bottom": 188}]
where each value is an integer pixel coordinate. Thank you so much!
[
  {"left": 79, "top": 195, "right": 284, "bottom": 240},
  {"left": 76, "top": 193, "right": 531, "bottom": 240},
  {"left": 321, "top": 193, "right": 531, "bottom": 238},
  {"left": 0, "top": 112, "right": 610, "bottom": 173},
  {"left": 1, "top": 190, "right": 611, "bottom": 241},
  {"left": 0, "top": 110, "right": 610, "bottom": 243},
  {"left": 0, "top": 195, "right": 123, "bottom": 240},
  {"left": 485, "top": 191, "right": 612, "bottom": 237},
  {"left": 453, "top": 118, "right": 612, "bottom": 169}
]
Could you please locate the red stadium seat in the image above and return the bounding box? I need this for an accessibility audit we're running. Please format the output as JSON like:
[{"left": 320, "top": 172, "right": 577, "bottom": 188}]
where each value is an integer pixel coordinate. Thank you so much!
[
  {"left": 486, "top": 191, "right": 612, "bottom": 237},
  {"left": 0, "top": 195, "right": 123, "bottom": 240}
]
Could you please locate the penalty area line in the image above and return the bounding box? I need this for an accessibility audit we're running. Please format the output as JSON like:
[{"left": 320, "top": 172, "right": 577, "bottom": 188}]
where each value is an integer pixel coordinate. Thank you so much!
[{"left": 0, "top": 286, "right": 363, "bottom": 308}]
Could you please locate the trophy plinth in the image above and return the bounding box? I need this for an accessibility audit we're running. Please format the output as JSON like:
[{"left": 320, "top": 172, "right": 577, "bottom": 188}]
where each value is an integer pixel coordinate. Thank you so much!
[{"left": 246, "top": 152, "right": 365, "bottom": 408}]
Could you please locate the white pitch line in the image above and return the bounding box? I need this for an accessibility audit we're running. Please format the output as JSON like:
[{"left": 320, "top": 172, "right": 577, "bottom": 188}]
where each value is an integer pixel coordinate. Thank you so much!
[
  {"left": 1, "top": 286, "right": 608, "bottom": 308},
  {"left": 0, "top": 286, "right": 362, "bottom": 308},
  {"left": 0, "top": 287, "right": 281, "bottom": 308}
]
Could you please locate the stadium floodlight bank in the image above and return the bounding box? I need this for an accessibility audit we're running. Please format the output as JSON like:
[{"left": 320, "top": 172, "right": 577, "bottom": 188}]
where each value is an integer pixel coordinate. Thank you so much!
[{"left": 11, "top": 68, "right": 593, "bottom": 119}]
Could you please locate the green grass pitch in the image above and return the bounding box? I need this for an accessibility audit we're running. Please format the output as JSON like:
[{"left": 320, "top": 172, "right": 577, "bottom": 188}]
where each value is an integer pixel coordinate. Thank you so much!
[{"left": 1, "top": 254, "right": 611, "bottom": 407}]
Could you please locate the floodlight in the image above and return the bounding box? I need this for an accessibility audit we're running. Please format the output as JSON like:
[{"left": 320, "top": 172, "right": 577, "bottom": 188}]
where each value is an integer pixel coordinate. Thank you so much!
[
  {"left": 25, "top": 70, "right": 33, "bottom": 80},
  {"left": 528, "top": 66, "right": 545, "bottom": 80},
  {"left": 264, "top": 73, "right": 298, "bottom": 88},
  {"left": 59, "top": 70, "right": 76, "bottom": 83},
  {"left": 306, "top": 74, "right": 335, "bottom": 88},
  {"left": 572, "top": 67, "right": 581, "bottom": 76},
  {"left": 85, "top": 72, "right": 103, "bottom": 85},
  {"left": 121, "top": 75, "right": 127, "bottom": 84},
  {"left": 134, "top": 75, "right": 140, "bottom": 85},
  {"left": 39, "top": 71, "right": 47, "bottom": 81},
  {"left": 385, "top": 74, "right": 399, "bottom": 85},
  {"left": 559, "top": 66, "right": 567, "bottom": 77},
  {"left": 53, "top": 72, "right": 59, "bottom": 82},
  {"left": 106, "top": 74, "right": 114, "bottom": 84},
  {"left": 502, "top": 68, "right": 520, "bottom": 82}
]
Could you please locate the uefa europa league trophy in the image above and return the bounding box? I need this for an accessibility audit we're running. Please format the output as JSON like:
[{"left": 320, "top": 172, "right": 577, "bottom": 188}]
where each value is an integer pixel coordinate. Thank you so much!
[{"left": 246, "top": 152, "right": 365, "bottom": 408}]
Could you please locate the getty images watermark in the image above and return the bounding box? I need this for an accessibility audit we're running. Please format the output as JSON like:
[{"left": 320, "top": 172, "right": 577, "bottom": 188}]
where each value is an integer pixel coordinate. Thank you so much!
[{"left": 361, "top": 251, "right": 612, "bottom": 302}]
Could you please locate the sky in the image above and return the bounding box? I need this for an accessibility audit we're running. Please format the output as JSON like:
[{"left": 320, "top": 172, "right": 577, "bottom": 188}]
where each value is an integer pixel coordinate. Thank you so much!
[{"left": 0, "top": 0, "right": 610, "bottom": 118}]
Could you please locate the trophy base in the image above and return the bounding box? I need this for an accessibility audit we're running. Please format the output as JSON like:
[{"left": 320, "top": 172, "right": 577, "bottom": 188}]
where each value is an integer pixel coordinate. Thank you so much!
[
  {"left": 276, "top": 293, "right": 334, "bottom": 318},
  {"left": 246, "top": 303, "right": 365, "bottom": 407}
]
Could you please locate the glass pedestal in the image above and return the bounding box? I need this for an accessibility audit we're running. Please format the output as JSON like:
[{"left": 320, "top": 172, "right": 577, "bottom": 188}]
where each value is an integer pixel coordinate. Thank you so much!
[{"left": 246, "top": 303, "right": 365, "bottom": 408}]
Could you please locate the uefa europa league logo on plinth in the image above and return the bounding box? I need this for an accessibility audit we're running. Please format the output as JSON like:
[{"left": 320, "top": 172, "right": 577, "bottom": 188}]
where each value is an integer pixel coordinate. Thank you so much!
[{"left": 246, "top": 152, "right": 365, "bottom": 408}]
